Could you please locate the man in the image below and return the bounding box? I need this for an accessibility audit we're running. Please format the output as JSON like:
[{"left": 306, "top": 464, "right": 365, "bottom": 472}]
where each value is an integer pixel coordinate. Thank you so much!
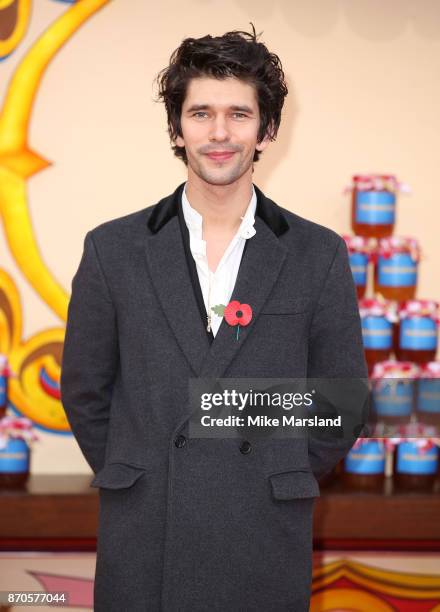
[{"left": 61, "top": 26, "right": 367, "bottom": 611}]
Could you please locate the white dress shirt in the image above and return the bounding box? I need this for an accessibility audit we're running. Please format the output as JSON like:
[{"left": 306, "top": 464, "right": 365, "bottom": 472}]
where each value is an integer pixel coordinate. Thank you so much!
[{"left": 181, "top": 183, "right": 257, "bottom": 337}]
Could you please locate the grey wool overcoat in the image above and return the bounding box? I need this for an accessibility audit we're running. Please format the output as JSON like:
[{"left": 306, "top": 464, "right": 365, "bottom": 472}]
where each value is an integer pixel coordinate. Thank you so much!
[{"left": 60, "top": 182, "right": 368, "bottom": 611}]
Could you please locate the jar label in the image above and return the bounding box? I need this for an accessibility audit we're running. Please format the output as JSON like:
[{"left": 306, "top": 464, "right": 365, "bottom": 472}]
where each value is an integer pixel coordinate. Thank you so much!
[
  {"left": 377, "top": 253, "right": 417, "bottom": 287},
  {"left": 400, "top": 317, "right": 438, "bottom": 351},
  {"left": 373, "top": 381, "right": 414, "bottom": 416},
  {"left": 345, "top": 441, "right": 385, "bottom": 474},
  {"left": 396, "top": 442, "right": 438, "bottom": 475},
  {"left": 362, "top": 316, "right": 393, "bottom": 350},
  {"left": 0, "top": 438, "right": 29, "bottom": 474},
  {"left": 417, "top": 379, "right": 440, "bottom": 413},
  {"left": 355, "top": 191, "right": 396, "bottom": 225},
  {"left": 349, "top": 252, "right": 368, "bottom": 287}
]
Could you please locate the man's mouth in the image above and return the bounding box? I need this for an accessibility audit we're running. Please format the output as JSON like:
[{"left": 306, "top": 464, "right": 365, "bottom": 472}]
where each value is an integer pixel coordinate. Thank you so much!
[{"left": 206, "top": 152, "right": 235, "bottom": 162}]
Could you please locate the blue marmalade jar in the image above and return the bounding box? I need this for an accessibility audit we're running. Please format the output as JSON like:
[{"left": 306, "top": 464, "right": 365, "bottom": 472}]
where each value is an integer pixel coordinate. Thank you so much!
[
  {"left": 359, "top": 298, "right": 395, "bottom": 376},
  {"left": 374, "top": 236, "right": 420, "bottom": 302},
  {"left": 343, "top": 235, "right": 371, "bottom": 299},
  {"left": 343, "top": 438, "right": 386, "bottom": 490},
  {"left": 371, "top": 360, "right": 419, "bottom": 425},
  {"left": 417, "top": 362, "right": 440, "bottom": 428},
  {"left": 394, "top": 438, "right": 438, "bottom": 491},
  {"left": 351, "top": 175, "right": 398, "bottom": 238},
  {"left": 395, "top": 300, "right": 438, "bottom": 364},
  {"left": 0, "top": 436, "right": 30, "bottom": 488}
]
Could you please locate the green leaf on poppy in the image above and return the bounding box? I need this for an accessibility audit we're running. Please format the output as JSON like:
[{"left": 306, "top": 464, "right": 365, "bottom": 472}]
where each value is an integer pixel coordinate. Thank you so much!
[{"left": 211, "top": 304, "right": 226, "bottom": 317}]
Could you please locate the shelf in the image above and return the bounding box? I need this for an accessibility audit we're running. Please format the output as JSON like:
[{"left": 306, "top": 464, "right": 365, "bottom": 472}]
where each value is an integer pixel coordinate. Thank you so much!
[
  {"left": 0, "top": 475, "right": 439, "bottom": 550},
  {"left": 314, "top": 477, "right": 440, "bottom": 546}
]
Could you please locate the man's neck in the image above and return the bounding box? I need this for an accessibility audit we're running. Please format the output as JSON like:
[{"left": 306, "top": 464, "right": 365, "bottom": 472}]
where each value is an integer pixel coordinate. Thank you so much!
[{"left": 185, "top": 169, "right": 254, "bottom": 235}]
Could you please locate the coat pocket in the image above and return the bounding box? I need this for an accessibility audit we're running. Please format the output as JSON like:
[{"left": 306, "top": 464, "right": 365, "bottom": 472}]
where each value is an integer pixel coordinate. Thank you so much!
[
  {"left": 260, "top": 296, "right": 310, "bottom": 315},
  {"left": 268, "top": 469, "right": 320, "bottom": 500},
  {"left": 90, "top": 462, "right": 147, "bottom": 489}
]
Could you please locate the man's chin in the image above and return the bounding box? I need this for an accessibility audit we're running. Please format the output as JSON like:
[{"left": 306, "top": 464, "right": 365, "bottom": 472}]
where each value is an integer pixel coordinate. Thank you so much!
[
  {"left": 193, "top": 164, "right": 250, "bottom": 187},
  {"left": 200, "top": 174, "right": 239, "bottom": 186}
]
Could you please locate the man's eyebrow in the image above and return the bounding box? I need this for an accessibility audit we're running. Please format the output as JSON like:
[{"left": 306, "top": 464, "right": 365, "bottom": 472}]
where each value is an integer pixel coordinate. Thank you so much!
[{"left": 185, "top": 104, "right": 254, "bottom": 114}]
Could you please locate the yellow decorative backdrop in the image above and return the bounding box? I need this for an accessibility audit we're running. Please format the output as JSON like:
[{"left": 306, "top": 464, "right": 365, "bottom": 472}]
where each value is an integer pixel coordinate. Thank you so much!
[{"left": 0, "top": 0, "right": 109, "bottom": 435}]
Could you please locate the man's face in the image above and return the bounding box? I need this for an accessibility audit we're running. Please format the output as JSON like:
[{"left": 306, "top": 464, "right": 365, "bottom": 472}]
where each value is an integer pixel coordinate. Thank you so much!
[{"left": 175, "top": 76, "right": 270, "bottom": 186}]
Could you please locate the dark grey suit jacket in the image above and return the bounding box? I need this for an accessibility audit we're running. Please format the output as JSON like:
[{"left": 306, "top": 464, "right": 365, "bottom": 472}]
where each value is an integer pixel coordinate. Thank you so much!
[{"left": 60, "top": 182, "right": 368, "bottom": 611}]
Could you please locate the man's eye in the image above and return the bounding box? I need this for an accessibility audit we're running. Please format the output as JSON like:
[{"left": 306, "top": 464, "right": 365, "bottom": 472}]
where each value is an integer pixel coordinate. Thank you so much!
[{"left": 191, "top": 112, "right": 247, "bottom": 119}]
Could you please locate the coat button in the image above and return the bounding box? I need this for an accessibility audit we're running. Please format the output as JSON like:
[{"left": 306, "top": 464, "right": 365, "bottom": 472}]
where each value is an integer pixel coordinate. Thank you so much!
[
  {"left": 239, "top": 440, "right": 252, "bottom": 454},
  {"left": 174, "top": 435, "right": 186, "bottom": 448}
]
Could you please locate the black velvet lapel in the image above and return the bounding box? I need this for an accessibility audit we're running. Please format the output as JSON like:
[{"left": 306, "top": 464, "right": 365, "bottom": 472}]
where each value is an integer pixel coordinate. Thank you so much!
[{"left": 148, "top": 181, "right": 289, "bottom": 238}]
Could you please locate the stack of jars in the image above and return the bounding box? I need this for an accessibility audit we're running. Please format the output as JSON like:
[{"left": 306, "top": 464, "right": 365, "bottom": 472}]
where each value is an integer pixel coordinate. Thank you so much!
[
  {"left": 344, "top": 173, "right": 439, "bottom": 421},
  {"left": 345, "top": 173, "right": 419, "bottom": 300},
  {"left": 345, "top": 173, "right": 409, "bottom": 300},
  {"left": 338, "top": 175, "right": 440, "bottom": 490}
]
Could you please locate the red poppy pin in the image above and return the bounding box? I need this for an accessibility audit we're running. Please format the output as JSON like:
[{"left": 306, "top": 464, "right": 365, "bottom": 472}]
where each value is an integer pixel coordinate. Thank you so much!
[{"left": 211, "top": 300, "right": 253, "bottom": 341}]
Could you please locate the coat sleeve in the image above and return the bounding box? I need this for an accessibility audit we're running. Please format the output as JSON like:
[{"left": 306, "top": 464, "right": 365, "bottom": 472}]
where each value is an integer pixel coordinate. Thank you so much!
[
  {"left": 307, "top": 236, "right": 369, "bottom": 480},
  {"left": 60, "top": 231, "right": 119, "bottom": 475}
]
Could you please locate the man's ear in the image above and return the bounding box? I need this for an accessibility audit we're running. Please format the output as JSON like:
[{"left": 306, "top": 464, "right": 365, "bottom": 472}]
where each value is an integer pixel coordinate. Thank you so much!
[
  {"left": 175, "top": 134, "right": 185, "bottom": 148},
  {"left": 255, "top": 127, "right": 273, "bottom": 153}
]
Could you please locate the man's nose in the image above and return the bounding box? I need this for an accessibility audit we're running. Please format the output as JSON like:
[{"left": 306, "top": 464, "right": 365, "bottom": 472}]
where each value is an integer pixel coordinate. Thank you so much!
[{"left": 209, "top": 116, "right": 230, "bottom": 142}]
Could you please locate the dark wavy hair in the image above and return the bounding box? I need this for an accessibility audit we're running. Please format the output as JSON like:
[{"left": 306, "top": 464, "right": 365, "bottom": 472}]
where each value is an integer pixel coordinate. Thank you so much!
[{"left": 154, "top": 24, "right": 288, "bottom": 164}]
